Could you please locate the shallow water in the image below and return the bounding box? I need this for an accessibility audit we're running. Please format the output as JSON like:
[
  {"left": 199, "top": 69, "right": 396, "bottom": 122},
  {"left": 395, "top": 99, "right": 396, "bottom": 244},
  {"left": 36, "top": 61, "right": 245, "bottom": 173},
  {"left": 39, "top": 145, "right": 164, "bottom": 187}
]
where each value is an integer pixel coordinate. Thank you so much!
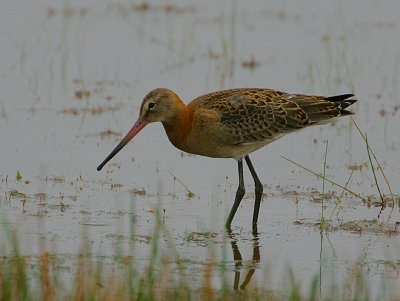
[{"left": 1, "top": 0, "right": 400, "bottom": 297}]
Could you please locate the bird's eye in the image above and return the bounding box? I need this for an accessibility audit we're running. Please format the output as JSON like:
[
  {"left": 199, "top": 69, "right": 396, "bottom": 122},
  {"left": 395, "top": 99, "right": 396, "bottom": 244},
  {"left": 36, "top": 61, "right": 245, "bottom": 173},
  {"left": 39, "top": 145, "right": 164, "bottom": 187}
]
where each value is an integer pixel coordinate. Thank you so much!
[{"left": 148, "top": 102, "right": 156, "bottom": 110}]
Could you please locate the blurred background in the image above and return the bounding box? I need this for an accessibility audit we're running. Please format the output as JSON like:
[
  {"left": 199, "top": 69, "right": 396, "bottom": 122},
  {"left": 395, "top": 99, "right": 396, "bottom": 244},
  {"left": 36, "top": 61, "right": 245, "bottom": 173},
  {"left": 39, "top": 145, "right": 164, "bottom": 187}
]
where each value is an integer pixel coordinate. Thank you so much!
[{"left": 1, "top": 0, "right": 399, "bottom": 297}]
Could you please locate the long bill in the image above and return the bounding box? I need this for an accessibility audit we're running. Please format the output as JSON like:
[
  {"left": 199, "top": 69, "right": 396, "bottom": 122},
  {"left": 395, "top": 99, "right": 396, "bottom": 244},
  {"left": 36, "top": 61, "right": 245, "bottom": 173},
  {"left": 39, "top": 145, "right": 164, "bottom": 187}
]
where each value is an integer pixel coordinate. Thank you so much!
[{"left": 97, "top": 118, "right": 148, "bottom": 171}]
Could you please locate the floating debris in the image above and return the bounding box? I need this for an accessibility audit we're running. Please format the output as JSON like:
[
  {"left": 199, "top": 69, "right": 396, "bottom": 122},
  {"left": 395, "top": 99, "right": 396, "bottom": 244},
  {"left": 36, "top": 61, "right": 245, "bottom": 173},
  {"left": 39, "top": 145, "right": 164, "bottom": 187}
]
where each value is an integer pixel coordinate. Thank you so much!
[
  {"left": 295, "top": 218, "right": 400, "bottom": 236},
  {"left": 9, "top": 189, "right": 27, "bottom": 199},
  {"left": 75, "top": 90, "right": 91, "bottom": 100},
  {"left": 79, "top": 221, "right": 111, "bottom": 226},
  {"left": 52, "top": 175, "right": 65, "bottom": 183},
  {"left": 347, "top": 162, "right": 368, "bottom": 171},
  {"left": 60, "top": 105, "right": 122, "bottom": 116},
  {"left": 34, "top": 193, "right": 47, "bottom": 200},
  {"left": 242, "top": 56, "right": 261, "bottom": 70}
]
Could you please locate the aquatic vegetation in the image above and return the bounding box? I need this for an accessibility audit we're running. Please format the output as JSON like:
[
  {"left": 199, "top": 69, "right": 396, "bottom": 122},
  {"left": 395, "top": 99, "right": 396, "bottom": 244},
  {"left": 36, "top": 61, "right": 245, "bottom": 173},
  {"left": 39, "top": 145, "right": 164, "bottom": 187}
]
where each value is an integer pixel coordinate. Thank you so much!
[{"left": 1, "top": 211, "right": 398, "bottom": 301}]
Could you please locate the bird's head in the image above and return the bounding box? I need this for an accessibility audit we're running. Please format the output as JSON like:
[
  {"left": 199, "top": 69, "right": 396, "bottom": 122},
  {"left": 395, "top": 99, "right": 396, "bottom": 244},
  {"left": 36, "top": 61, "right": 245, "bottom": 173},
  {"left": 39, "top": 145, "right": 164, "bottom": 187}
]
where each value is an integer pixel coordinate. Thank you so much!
[
  {"left": 97, "top": 88, "right": 181, "bottom": 171},
  {"left": 139, "top": 88, "right": 180, "bottom": 123}
]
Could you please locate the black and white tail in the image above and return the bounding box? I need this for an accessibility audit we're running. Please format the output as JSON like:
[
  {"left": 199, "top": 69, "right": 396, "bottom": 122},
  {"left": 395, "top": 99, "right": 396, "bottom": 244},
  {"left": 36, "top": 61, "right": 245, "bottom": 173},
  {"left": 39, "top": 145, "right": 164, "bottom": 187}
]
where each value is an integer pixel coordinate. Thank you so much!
[{"left": 324, "top": 94, "right": 357, "bottom": 116}]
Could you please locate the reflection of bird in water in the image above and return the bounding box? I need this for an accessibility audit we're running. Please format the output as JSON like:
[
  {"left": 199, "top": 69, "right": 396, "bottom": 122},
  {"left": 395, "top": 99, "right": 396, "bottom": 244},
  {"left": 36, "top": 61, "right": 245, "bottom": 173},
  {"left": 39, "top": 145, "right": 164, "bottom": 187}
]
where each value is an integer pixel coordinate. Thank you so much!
[
  {"left": 97, "top": 88, "right": 357, "bottom": 229},
  {"left": 227, "top": 228, "right": 260, "bottom": 291}
]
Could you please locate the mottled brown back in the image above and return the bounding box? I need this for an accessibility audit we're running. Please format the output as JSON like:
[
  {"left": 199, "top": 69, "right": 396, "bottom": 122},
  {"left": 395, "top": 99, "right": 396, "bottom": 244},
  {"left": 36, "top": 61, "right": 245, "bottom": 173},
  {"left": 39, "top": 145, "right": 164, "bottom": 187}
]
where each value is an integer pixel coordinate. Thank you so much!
[{"left": 188, "top": 88, "right": 356, "bottom": 145}]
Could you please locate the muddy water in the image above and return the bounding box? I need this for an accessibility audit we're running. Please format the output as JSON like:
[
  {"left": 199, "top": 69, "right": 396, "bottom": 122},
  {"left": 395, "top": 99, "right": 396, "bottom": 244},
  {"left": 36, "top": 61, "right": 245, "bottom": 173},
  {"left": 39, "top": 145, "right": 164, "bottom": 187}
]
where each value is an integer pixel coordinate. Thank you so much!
[{"left": 1, "top": 0, "right": 399, "bottom": 297}]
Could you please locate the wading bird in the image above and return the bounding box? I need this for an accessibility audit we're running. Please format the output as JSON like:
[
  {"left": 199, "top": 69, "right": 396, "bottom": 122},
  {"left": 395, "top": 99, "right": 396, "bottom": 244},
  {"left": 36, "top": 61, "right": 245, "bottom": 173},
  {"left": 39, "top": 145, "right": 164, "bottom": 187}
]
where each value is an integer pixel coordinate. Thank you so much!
[{"left": 97, "top": 88, "right": 356, "bottom": 230}]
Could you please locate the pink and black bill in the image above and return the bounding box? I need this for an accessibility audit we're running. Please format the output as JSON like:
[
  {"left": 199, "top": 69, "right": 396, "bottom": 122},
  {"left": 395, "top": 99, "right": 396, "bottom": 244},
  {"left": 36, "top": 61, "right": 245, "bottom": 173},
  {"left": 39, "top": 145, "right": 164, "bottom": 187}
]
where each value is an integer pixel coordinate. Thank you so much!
[{"left": 97, "top": 119, "right": 147, "bottom": 171}]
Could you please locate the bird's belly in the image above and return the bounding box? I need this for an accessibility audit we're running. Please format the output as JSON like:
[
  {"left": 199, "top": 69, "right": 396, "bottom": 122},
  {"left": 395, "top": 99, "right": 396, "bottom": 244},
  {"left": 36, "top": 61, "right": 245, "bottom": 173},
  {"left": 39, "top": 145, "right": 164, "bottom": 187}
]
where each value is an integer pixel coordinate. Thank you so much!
[{"left": 175, "top": 135, "right": 270, "bottom": 159}]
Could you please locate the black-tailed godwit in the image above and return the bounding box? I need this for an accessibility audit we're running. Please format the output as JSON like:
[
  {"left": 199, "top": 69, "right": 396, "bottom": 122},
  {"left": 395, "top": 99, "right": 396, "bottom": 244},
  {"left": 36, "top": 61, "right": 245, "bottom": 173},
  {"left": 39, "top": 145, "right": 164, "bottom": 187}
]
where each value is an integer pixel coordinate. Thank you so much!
[{"left": 97, "top": 88, "right": 357, "bottom": 230}]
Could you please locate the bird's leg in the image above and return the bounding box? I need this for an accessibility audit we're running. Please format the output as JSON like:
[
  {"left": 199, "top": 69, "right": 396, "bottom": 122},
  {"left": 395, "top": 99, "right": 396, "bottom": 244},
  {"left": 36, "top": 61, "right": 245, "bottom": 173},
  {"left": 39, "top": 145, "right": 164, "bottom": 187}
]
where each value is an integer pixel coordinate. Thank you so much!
[
  {"left": 244, "top": 155, "right": 263, "bottom": 229},
  {"left": 225, "top": 159, "right": 245, "bottom": 229}
]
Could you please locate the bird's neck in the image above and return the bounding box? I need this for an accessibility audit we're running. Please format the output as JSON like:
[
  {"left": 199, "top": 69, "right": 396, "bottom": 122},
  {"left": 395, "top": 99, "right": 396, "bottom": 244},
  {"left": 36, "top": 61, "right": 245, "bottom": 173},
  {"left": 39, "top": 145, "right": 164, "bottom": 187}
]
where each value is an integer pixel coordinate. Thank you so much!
[{"left": 162, "top": 100, "right": 192, "bottom": 149}]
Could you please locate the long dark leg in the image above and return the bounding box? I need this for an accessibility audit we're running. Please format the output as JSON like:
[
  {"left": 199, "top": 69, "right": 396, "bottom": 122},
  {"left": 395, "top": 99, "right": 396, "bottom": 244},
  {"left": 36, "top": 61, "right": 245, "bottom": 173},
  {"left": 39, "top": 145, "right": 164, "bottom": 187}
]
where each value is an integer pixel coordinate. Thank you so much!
[
  {"left": 225, "top": 159, "right": 245, "bottom": 229},
  {"left": 244, "top": 155, "right": 263, "bottom": 229}
]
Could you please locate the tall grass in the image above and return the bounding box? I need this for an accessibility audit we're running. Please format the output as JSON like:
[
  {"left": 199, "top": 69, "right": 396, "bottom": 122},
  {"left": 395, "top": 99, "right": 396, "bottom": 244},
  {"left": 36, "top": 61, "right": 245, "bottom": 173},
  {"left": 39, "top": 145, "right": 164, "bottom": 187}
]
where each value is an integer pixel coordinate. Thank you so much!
[{"left": 1, "top": 208, "right": 398, "bottom": 301}]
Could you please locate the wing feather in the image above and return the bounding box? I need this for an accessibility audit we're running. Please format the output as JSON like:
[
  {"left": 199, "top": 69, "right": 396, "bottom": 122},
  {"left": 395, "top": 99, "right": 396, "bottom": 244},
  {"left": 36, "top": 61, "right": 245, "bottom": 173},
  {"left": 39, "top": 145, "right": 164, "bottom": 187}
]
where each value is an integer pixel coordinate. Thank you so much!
[{"left": 188, "top": 88, "right": 355, "bottom": 145}]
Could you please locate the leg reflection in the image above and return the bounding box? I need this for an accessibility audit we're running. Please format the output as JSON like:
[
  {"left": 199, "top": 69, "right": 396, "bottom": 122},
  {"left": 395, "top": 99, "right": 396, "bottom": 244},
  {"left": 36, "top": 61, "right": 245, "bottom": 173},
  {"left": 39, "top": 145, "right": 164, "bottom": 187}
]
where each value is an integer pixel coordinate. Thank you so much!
[{"left": 227, "top": 226, "right": 261, "bottom": 291}]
